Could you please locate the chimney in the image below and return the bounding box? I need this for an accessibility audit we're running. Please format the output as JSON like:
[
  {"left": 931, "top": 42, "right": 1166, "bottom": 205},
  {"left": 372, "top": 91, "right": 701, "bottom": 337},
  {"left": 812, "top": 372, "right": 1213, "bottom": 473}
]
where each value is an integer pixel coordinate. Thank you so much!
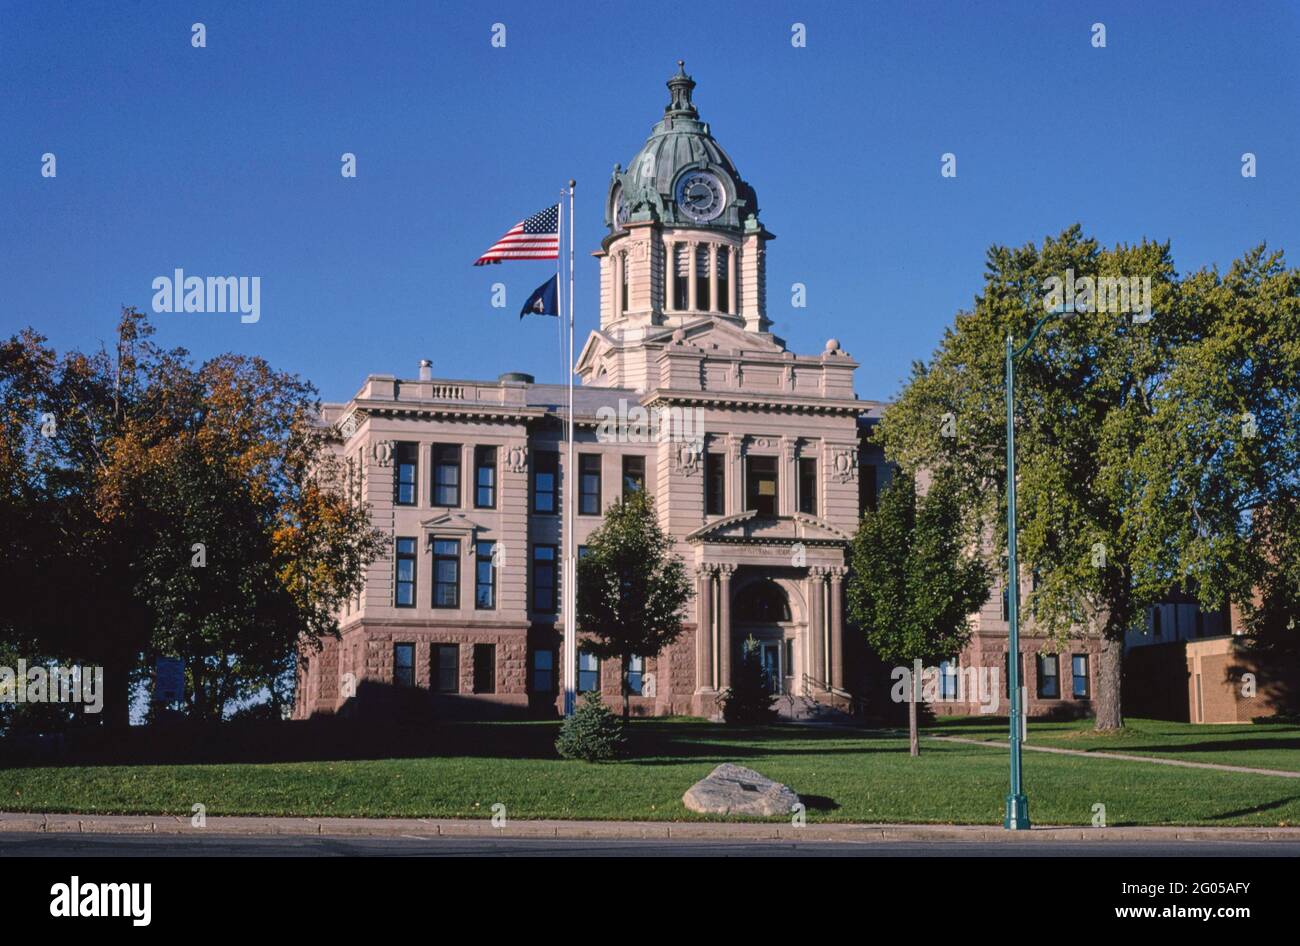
[{"left": 418, "top": 359, "right": 432, "bottom": 381}]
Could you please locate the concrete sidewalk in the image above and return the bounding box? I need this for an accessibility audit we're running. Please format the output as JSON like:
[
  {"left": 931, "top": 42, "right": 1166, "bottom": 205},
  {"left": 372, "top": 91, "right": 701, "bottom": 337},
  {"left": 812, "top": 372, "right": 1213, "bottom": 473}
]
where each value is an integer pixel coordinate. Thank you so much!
[
  {"left": 929, "top": 734, "right": 1300, "bottom": 778},
  {"left": 3, "top": 812, "right": 1298, "bottom": 843}
]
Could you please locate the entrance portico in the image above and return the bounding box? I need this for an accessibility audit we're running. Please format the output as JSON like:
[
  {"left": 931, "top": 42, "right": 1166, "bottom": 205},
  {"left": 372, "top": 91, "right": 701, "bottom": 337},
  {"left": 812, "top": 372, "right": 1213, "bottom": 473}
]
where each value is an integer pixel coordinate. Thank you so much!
[{"left": 687, "top": 511, "right": 850, "bottom": 718}]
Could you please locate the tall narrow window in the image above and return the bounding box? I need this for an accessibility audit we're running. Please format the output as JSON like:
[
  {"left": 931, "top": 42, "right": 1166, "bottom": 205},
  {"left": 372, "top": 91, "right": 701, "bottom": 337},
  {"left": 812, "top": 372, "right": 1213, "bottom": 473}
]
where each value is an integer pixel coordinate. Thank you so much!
[
  {"left": 695, "top": 245, "right": 710, "bottom": 309},
  {"left": 432, "top": 539, "right": 459, "bottom": 608},
  {"left": 475, "top": 541, "right": 496, "bottom": 609},
  {"left": 533, "top": 450, "right": 559, "bottom": 513},
  {"left": 432, "top": 643, "right": 459, "bottom": 693},
  {"left": 673, "top": 244, "right": 689, "bottom": 310},
  {"left": 746, "top": 455, "right": 778, "bottom": 516},
  {"left": 798, "top": 456, "right": 817, "bottom": 515},
  {"left": 578, "top": 651, "right": 600, "bottom": 692},
  {"left": 620, "top": 253, "right": 629, "bottom": 313},
  {"left": 532, "top": 649, "right": 554, "bottom": 693},
  {"left": 705, "top": 452, "right": 726, "bottom": 516},
  {"left": 579, "top": 454, "right": 602, "bottom": 515},
  {"left": 394, "top": 537, "right": 417, "bottom": 607},
  {"left": 859, "top": 463, "right": 877, "bottom": 514},
  {"left": 938, "top": 659, "right": 959, "bottom": 700},
  {"left": 432, "top": 444, "right": 460, "bottom": 507},
  {"left": 532, "top": 544, "right": 557, "bottom": 613},
  {"left": 394, "top": 442, "right": 418, "bottom": 506},
  {"left": 474, "top": 446, "right": 497, "bottom": 509},
  {"left": 1037, "top": 654, "right": 1060, "bottom": 698},
  {"left": 717, "top": 247, "right": 730, "bottom": 313},
  {"left": 393, "top": 643, "right": 414, "bottom": 688},
  {"left": 622, "top": 455, "right": 645, "bottom": 496},
  {"left": 473, "top": 643, "right": 496, "bottom": 694},
  {"left": 627, "top": 655, "right": 644, "bottom": 695},
  {"left": 1072, "top": 654, "right": 1090, "bottom": 699}
]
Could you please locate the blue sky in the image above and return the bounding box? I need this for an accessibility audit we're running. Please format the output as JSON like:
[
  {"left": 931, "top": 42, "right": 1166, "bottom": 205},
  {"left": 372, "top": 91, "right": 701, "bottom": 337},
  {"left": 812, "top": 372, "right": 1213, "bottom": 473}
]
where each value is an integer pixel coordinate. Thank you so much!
[{"left": 2, "top": 0, "right": 1298, "bottom": 403}]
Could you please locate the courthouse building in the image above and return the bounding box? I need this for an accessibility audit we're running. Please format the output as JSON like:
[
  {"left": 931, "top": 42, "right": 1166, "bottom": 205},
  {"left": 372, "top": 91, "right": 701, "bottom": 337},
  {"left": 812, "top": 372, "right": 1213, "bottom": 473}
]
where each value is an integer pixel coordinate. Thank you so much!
[{"left": 294, "top": 65, "right": 1107, "bottom": 723}]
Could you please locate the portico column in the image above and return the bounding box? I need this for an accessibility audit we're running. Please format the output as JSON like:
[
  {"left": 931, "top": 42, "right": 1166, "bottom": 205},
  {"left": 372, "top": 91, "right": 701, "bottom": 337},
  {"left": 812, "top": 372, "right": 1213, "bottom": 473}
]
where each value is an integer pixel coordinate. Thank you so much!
[
  {"left": 717, "top": 565, "right": 734, "bottom": 690},
  {"left": 687, "top": 242, "right": 699, "bottom": 312},
  {"left": 695, "top": 565, "right": 715, "bottom": 692},
  {"left": 808, "top": 567, "right": 824, "bottom": 690},
  {"left": 829, "top": 568, "right": 845, "bottom": 690},
  {"left": 727, "top": 247, "right": 738, "bottom": 314},
  {"left": 665, "top": 240, "right": 677, "bottom": 311},
  {"left": 708, "top": 243, "right": 719, "bottom": 312}
]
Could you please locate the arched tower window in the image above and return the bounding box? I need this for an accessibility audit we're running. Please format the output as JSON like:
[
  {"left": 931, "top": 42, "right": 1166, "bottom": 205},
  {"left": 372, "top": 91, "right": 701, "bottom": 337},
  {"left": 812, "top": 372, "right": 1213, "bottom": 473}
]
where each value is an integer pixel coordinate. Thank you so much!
[
  {"left": 734, "top": 579, "right": 792, "bottom": 623},
  {"left": 717, "top": 247, "right": 730, "bottom": 314},
  {"left": 695, "top": 245, "right": 710, "bottom": 310},
  {"left": 620, "top": 252, "right": 629, "bottom": 313},
  {"left": 673, "top": 244, "right": 689, "bottom": 310}
]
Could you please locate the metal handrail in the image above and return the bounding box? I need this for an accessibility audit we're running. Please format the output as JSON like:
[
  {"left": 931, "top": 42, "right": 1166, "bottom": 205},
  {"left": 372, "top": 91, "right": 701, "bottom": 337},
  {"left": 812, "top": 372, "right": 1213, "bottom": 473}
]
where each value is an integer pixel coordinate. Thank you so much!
[{"left": 799, "top": 673, "right": 864, "bottom": 715}]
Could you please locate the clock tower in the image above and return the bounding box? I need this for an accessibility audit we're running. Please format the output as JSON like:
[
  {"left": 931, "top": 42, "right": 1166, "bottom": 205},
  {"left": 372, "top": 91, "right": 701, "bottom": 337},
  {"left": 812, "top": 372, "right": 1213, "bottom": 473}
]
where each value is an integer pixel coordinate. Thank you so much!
[{"left": 587, "top": 62, "right": 775, "bottom": 376}]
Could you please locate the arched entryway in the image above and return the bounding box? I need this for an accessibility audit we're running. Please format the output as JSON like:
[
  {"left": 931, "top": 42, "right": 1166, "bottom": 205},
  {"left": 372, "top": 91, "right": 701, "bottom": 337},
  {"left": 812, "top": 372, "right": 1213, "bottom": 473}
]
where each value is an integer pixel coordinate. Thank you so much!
[{"left": 732, "top": 575, "right": 803, "bottom": 699}]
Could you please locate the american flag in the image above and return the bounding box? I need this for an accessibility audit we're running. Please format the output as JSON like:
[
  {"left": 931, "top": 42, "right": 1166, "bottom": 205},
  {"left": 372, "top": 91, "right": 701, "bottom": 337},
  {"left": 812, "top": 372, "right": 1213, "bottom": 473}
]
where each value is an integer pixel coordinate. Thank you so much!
[{"left": 473, "top": 204, "right": 560, "bottom": 265}]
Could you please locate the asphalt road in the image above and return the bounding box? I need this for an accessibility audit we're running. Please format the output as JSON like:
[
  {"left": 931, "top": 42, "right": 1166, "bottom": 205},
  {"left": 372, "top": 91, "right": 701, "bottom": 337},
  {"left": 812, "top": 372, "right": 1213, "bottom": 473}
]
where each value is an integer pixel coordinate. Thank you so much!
[{"left": 4, "top": 832, "right": 1299, "bottom": 857}]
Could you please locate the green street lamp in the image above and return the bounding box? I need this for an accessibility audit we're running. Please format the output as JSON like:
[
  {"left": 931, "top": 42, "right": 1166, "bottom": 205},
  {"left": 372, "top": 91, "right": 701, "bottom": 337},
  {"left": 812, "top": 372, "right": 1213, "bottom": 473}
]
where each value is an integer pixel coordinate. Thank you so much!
[{"left": 1003, "top": 301, "right": 1074, "bottom": 830}]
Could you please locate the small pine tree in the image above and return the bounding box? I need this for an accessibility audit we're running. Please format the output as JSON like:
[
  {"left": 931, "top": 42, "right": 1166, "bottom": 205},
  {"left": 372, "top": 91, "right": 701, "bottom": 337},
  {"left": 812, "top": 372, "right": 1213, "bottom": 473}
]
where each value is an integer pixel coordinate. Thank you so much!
[
  {"left": 555, "top": 690, "right": 627, "bottom": 762},
  {"left": 720, "top": 636, "right": 778, "bottom": 725}
]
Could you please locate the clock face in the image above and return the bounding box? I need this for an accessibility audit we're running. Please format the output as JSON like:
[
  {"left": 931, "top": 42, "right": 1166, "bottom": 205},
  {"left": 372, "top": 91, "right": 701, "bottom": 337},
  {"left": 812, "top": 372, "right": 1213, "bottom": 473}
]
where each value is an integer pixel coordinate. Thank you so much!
[
  {"left": 675, "top": 170, "right": 725, "bottom": 222},
  {"left": 612, "top": 184, "right": 629, "bottom": 228}
]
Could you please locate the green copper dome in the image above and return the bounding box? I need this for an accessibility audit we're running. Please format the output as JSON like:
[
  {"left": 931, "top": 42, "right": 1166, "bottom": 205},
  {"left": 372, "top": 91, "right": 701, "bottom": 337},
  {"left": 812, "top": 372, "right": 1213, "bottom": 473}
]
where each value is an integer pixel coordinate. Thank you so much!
[{"left": 606, "top": 62, "right": 761, "bottom": 233}]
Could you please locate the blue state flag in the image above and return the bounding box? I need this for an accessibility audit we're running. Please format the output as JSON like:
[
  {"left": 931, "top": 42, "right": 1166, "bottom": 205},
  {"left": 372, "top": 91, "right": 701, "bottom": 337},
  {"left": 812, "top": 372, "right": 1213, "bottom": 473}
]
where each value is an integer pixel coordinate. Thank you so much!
[{"left": 519, "top": 275, "right": 558, "bottom": 318}]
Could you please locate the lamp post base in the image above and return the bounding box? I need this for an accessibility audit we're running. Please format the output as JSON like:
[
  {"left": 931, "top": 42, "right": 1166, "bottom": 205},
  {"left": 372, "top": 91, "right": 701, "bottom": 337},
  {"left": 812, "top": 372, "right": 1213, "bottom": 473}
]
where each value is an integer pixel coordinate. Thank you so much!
[{"left": 1004, "top": 794, "right": 1031, "bottom": 830}]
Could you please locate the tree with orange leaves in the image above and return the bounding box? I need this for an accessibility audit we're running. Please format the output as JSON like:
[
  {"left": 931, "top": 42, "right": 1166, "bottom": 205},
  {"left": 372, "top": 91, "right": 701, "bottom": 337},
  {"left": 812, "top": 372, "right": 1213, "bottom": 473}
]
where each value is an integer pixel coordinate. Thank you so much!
[{"left": 1, "top": 308, "right": 384, "bottom": 727}]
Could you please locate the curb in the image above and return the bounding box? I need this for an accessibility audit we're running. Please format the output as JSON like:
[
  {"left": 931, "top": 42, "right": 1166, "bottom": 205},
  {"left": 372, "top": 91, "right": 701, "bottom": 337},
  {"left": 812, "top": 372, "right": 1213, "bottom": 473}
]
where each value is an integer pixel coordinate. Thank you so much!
[{"left": 3, "top": 813, "right": 1298, "bottom": 843}]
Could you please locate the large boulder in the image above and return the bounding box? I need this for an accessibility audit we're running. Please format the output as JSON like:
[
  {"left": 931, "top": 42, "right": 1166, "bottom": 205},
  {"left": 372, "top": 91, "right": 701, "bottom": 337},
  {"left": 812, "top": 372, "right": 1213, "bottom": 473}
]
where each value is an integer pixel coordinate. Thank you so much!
[{"left": 681, "top": 763, "right": 800, "bottom": 817}]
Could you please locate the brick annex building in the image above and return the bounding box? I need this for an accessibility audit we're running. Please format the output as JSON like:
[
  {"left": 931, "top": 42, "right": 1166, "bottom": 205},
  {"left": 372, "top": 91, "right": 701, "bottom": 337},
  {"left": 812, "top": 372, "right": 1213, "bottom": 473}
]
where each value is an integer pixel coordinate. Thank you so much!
[{"left": 294, "top": 66, "right": 1191, "bottom": 724}]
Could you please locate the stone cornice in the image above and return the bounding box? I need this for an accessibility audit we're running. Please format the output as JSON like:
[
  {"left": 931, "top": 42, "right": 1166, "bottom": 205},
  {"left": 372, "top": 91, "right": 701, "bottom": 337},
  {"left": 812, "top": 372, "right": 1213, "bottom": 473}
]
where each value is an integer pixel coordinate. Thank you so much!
[
  {"left": 643, "top": 388, "right": 870, "bottom": 417},
  {"left": 351, "top": 398, "right": 546, "bottom": 424}
]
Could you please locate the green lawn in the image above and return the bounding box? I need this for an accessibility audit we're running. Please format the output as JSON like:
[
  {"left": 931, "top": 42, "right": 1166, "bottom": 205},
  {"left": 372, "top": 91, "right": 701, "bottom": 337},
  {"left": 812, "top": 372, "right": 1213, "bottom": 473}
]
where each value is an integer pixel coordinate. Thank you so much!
[
  {"left": 927, "top": 716, "right": 1300, "bottom": 773},
  {"left": 2, "top": 719, "right": 1298, "bottom": 826}
]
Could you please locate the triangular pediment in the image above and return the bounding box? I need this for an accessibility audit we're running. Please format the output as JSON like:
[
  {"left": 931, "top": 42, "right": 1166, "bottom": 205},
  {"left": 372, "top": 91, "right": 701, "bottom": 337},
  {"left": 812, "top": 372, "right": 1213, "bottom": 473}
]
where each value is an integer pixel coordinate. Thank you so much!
[
  {"left": 575, "top": 329, "right": 611, "bottom": 377},
  {"left": 686, "top": 510, "right": 851, "bottom": 546},
  {"left": 419, "top": 511, "right": 492, "bottom": 534},
  {"left": 665, "top": 315, "right": 787, "bottom": 355}
]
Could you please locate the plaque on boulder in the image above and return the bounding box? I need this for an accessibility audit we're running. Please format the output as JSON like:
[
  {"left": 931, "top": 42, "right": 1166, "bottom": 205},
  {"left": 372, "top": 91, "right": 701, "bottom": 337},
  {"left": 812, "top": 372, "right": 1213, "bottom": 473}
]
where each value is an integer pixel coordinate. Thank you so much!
[{"left": 682, "top": 763, "right": 799, "bottom": 817}]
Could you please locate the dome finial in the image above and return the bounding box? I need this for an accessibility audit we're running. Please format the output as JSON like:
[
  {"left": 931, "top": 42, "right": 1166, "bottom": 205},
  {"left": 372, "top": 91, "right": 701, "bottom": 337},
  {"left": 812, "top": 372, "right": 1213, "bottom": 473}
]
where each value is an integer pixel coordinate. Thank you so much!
[{"left": 665, "top": 60, "right": 697, "bottom": 117}]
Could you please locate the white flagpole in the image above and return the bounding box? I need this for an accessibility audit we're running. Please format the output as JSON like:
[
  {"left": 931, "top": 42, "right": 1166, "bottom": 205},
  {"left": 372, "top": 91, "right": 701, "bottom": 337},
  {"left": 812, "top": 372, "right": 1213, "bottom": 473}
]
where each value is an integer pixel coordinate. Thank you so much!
[
  {"left": 556, "top": 195, "right": 564, "bottom": 388},
  {"left": 562, "top": 180, "right": 577, "bottom": 717}
]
